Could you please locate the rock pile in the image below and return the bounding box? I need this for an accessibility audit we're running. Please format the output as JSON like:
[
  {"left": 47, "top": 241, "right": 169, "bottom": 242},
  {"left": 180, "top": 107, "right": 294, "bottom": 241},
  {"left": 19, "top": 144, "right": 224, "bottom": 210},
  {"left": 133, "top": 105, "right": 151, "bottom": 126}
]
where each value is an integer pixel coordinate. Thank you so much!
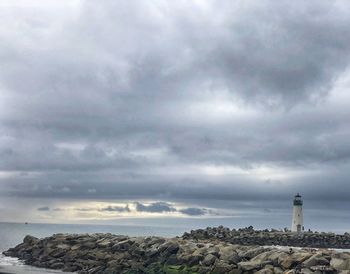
[
  {"left": 3, "top": 231, "right": 350, "bottom": 273},
  {"left": 183, "top": 226, "right": 350, "bottom": 249}
]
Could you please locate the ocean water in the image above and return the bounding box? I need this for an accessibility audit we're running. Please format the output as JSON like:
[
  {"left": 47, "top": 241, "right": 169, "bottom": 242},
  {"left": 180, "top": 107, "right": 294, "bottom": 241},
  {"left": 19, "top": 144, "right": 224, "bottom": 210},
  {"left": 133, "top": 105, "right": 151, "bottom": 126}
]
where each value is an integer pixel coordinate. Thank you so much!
[{"left": 0, "top": 222, "right": 189, "bottom": 274}]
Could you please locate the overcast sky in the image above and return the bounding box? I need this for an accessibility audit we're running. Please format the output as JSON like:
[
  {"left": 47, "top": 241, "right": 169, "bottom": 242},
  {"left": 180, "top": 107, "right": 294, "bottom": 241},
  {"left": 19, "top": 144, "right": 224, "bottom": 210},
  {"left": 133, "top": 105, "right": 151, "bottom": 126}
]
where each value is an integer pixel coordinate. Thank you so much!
[{"left": 1, "top": 0, "right": 350, "bottom": 230}]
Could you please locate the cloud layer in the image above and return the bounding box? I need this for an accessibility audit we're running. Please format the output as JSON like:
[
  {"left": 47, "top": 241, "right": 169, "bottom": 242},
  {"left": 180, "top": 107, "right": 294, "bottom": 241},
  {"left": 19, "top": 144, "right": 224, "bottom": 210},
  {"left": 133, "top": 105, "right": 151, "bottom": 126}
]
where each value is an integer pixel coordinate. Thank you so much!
[
  {"left": 35, "top": 202, "right": 210, "bottom": 217},
  {"left": 1, "top": 1, "right": 350, "bottom": 225}
]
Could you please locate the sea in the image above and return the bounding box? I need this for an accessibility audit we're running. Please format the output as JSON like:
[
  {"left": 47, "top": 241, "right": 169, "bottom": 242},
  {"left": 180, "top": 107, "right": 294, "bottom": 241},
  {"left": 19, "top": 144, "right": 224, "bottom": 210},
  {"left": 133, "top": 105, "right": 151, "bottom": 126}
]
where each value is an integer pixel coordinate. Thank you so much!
[{"left": 0, "top": 222, "right": 189, "bottom": 274}]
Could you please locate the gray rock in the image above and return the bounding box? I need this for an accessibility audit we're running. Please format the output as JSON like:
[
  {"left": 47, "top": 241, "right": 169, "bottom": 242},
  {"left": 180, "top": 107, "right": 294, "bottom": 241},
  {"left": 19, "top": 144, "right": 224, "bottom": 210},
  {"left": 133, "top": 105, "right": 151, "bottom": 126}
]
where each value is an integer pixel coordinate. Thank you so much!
[
  {"left": 4, "top": 229, "right": 350, "bottom": 274},
  {"left": 212, "top": 260, "right": 235, "bottom": 273},
  {"left": 50, "top": 262, "right": 65, "bottom": 269},
  {"left": 219, "top": 245, "right": 240, "bottom": 264},
  {"left": 330, "top": 257, "right": 350, "bottom": 270},
  {"left": 239, "top": 246, "right": 266, "bottom": 259},
  {"left": 202, "top": 253, "right": 217, "bottom": 266},
  {"left": 111, "top": 239, "right": 132, "bottom": 252},
  {"left": 238, "top": 260, "right": 261, "bottom": 271},
  {"left": 303, "top": 253, "right": 329, "bottom": 268},
  {"left": 280, "top": 252, "right": 312, "bottom": 269},
  {"left": 23, "top": 235, "right": 39, "bottom": 245},
  {"left": 255, "top": 267, "right": 274, "bottom": 274}
]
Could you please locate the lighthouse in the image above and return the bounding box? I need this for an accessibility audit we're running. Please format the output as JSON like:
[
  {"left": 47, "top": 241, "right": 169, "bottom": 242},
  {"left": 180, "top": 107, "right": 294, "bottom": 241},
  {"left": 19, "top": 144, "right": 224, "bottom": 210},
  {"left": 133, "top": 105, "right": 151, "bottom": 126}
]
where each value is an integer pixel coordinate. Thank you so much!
[{"left": 291, "top": 193, "right": 304, "bottom": 233}]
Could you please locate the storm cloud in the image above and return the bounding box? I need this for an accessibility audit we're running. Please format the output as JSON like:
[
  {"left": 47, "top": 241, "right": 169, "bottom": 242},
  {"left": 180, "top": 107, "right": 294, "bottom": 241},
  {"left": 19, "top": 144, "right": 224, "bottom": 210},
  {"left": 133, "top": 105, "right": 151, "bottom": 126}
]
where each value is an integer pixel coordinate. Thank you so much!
[
  {"left": 99, "top": 205, "right": 131, "bottom": 213},
  {"left": 37, "top": 206, "right": 50, "bottom": 212},
  {"left": 1, "top": 1, "right": 350, "bottom": 227},
  {"left": 135, "top": 202, "right": 176, "bottom": 213},
  {"left": 33, "top": 202, "right": 211, "bottom": 217},
  {"left": 179, "top": 208, "right": 207, "bottom": 216}
]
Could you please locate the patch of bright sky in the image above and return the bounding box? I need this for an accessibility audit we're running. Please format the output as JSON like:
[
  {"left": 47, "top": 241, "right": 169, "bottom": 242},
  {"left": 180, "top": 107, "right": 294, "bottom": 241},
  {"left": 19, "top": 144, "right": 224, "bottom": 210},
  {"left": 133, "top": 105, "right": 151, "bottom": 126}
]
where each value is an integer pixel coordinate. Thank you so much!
[
  {"left": 129, "top": 147, "right": 169, "bottom": 161},
  {"left": 0, "top": 0, "right": 82, "bottom": 7},
  {"left": 55, "top": 142, "right": 86, "bottom": 152},
  {"left": 185, "top": 88, "right": 258, "bottom": 124},
  {"left": 0, "top": 0, "right": 83, "bottom": 47},
  {"left": 327, "top": 68, "right": 350, "bottom": 104},
  {"left": 149, "top": 163, "right": 317, "bottom": 182},
  {"left": 33, "top": 201, "right": 214, "bottom": 221},
  {"left": 0, "top": 171, "right": 41, "bottom": 179}
]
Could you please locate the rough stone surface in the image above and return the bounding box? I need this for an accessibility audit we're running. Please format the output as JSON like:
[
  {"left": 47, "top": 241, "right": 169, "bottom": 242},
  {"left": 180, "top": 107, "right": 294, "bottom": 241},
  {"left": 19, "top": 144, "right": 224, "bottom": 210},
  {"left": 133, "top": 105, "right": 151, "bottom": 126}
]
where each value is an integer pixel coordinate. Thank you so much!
[
  {"left": 183, "top": 226, "right": 350, "bottom": 249},
  {"left": 2, "top": 227, "right": 350, "bottom": 273}
]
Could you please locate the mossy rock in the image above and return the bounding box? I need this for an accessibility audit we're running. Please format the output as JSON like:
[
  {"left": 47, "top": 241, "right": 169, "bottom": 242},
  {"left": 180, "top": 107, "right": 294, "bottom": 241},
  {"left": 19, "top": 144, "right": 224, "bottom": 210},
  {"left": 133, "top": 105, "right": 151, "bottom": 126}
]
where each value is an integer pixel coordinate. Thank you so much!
[
  {"left": 165, "top": 264, "right": 199, "bottom": 274},
  {"left": 129, "top": 263, "right": 199, "bottom": 274}
]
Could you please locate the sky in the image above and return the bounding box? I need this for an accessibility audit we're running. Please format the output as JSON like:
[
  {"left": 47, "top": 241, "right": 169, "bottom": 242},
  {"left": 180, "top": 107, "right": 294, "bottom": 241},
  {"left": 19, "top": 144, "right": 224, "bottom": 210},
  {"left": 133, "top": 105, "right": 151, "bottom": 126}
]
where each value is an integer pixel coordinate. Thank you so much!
[{"left": 1, "top": 0, "right": 350, "bottom": 231}]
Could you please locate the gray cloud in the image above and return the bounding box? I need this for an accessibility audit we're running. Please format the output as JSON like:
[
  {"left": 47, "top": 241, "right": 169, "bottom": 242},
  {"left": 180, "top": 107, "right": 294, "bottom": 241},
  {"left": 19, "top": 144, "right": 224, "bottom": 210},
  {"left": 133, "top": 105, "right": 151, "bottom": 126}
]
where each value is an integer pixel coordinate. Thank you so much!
[
  {"left": 33, "top": 202, "right": 210, "bottom": 217},
  {"left": 135, "top": 202, "right": 176, "bottom": 213},
  {"left": 99, "top": 205, "right": 131, "bottom": 213},
  {"left": 1, "top": 0, "right": 350, "bottom": 227},
  {"left": 179, "top": 208, "right": 207, "bottom": 216},
  {"left": 73, "top": 206, "right": 130, "bottom": 213},
  {"left": 134, "top": 202, "right": 209, "bottom": 216},
  {"left": 37, "top": 206, "right": 50, "bottom": 211}
]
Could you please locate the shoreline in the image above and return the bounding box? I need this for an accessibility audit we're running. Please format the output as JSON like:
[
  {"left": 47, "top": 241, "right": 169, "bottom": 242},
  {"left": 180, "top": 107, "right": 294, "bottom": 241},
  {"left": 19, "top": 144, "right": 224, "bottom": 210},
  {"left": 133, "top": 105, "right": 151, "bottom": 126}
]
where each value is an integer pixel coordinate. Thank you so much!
[
  {"left": 3, "top": 227, "right": 350, "bottom": 273},
  {"left": 0, "top": 265, "right": 74, "bottom": 274}
]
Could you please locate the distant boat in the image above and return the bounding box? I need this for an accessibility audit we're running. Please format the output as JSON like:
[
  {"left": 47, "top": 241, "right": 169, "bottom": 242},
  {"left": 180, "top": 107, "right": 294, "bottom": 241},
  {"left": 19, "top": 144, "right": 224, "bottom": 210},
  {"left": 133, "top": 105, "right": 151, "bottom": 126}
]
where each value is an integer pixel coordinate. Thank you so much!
[{"left": 25, "top": 222, "right": 28, "bottom": 225}]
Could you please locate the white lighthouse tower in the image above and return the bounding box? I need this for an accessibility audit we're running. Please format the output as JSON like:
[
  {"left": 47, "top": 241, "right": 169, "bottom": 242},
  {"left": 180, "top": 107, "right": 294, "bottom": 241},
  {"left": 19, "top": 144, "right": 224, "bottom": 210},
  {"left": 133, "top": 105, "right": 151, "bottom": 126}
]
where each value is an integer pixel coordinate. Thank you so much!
[{"left": 291, "top": 193, "right": 304, "bottom": 233}]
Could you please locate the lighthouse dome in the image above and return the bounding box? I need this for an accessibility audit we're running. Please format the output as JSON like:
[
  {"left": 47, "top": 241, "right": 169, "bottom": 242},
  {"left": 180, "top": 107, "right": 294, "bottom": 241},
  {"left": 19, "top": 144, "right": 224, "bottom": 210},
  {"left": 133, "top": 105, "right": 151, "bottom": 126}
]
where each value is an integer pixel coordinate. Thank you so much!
[{"left": 293, "top": 193, "right": 303, "bottom": 206}]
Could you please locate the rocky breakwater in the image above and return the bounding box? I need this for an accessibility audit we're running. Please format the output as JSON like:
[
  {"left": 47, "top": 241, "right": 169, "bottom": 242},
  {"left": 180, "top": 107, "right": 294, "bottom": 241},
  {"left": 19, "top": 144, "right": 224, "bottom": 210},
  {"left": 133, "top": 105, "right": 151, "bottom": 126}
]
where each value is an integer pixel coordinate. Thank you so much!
[
  {"left": 183, "top": 226, "right": 350, "bottom": 249},
  {"left": 3, "top": 233, "right": 350, "bottom": 274}
]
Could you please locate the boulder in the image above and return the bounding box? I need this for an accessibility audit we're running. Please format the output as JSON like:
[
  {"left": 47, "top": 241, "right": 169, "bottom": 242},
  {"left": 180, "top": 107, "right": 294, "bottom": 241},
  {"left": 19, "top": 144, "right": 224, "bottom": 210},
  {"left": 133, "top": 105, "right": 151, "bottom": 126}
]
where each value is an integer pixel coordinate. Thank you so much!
[
  {"left": 239, "top": 246, "right": 266, "bottom": 259},
  {"left": 50, "top": 262, "right": 65, "bottom": 269},
  {"left": 202, "top": 253, "right": 217, "bottom": 266},
  {"left": 330, "top": 257, "right": 350, "bottom": 270},
  {"left": 300, "top": 268, "right": 313, "bottom": 274},
  {"left": 212, "top": 260, "right": 235, "bottom": 273},
  {"left": 255, "top": 267, "right": 274, "bottom": 274},
  {"left": 96, "top": 239, "right": 111, "bottom": 248},
  {"left": 49, "top": 248, "right": 66, "bottom": 258},
  {"left": 238, "top": 260, "right": 261, "bottom": 271},
  {"left": 111, "top": 239, "right": 132, "bottom": 252},
  {"left": 280, "top": 252, "right": 312, "bottom": 269},
  {"left": 250, "top": 250, "right": 275, "bottom": 264},
  {"left": 187, "top": 254, "right": 203, "bottom": 266},
  {"left": 219, "top": 245, "right": 240, "bottom": 264},
  {"left": 273, "top": 266, "right": 284, "bottom": 274},
  {"left": 158, "top": 241, "right": 179, "bottom": 255},
  {"left": 302, "top": 253, "right": 329, "bottom": 268},
  {"left": 23, "top": 235, "right": 39, "bottom": 245},
  {"left": 4, "top": 230, "right": 350, "bottom": 274}
]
